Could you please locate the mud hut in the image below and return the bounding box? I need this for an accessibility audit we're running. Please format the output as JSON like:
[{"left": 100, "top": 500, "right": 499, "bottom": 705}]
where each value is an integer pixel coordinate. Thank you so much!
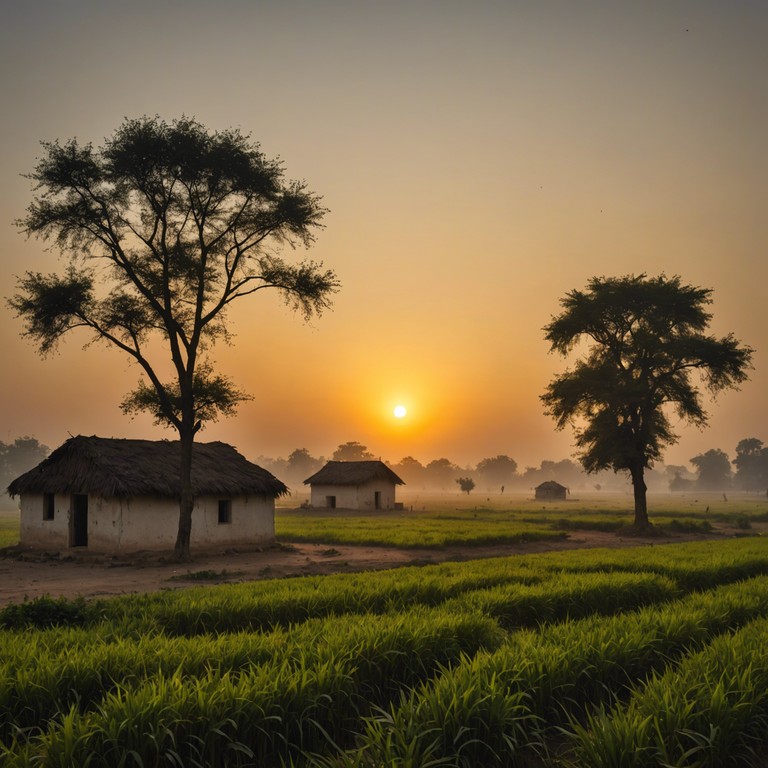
[
  {"left": 8, "top": 436, "right": 287, "bottom": 553},
  {"left": 304, "top": 460, "right": 404, "bottom": 510},
  {"left": 534, "top": 480, "right": 568, "bottom": 501}
]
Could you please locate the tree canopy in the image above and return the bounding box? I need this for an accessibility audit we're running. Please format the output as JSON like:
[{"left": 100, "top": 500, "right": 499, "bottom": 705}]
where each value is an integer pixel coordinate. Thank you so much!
[
  {"left": 690, "top": 448, "right": 733, "bottom": 490},
  {"left": 9, "top": 116, "right": 339, "bottom": 559},
  {"left": 733, "top": 438, "right": 768, "bottom": 492},
  {"left": 541, "top": 274, "right": 752, "bottom": 528},
  {"left": 1, "top": 437, "right": 49, "bottom": 508},
  {"left": 332, "top": 442, "right": 375, "bottom": 462},
  {"left": 456, "top": 477, "right": 475, "bottom": 494},
  {"left": 475, "top": 455, "right": 518, "bottom": 489}
]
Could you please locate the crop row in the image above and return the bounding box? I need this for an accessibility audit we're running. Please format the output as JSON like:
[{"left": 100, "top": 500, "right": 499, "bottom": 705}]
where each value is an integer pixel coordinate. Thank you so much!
[
  {"left": 0, "top": 569, "right": 671, "bottom": 744},
  {"left": 22, "top": 536, "right": 764, "bottom": 637},
  {"left": 314, "top": 575, "right": 768, "bottom": 768},
  {"left": 2, "top": 537, "right": 768, "bottom": 766},
  {"left": 6, "top": 573, "right": 768, "bottom": 766},
  {"left": 573, "top": 615, "right": 768, "bottom": 767},
  {"left": 1, "top": 607, "right": 503, "bottom": 766}
]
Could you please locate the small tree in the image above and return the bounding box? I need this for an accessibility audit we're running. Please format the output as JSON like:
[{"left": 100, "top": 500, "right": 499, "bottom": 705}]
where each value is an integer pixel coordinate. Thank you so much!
[
  {"left": 1, "top": 437, "right": 50, "bottom": 507},
  {"left": 691, "top": 448, "right": 733, "bottom": 490},
  {"left": 475, "top": 455, "right": 518, "bottom": 490},
  {"left": 425, "top": 458, "right": 459, "bottom": 490},
  {"left": 733, "top": 438, "right": 768, "bottom": 492},
  {"left": 392, "top": 456, "right": 426, "bottom": 487},
  {"left": 284, "top": 448, "right": 324, "bottom": 486},
  {"left": 9, "top": 117, "right": 339, "bottom": 560},
  {"left": 332, "top": 442, "right": 375, "bottom": 461},
  {"left": 456, "top": 477, "right": 475, "bottom": 494},
  {"left": 542, "top": 274, "right": 752, "bottom": 529}
]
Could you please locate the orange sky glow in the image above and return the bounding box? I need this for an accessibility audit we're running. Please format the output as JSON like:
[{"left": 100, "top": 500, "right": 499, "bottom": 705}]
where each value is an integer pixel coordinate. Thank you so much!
[{"left": 0, "top": 2, "right": 766, "bottom": 473}]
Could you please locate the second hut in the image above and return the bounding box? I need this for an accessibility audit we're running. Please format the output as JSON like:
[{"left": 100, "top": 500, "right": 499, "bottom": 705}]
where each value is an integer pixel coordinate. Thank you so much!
[{"left": 304, "top": 461, "right": 404, "bottom": 510}]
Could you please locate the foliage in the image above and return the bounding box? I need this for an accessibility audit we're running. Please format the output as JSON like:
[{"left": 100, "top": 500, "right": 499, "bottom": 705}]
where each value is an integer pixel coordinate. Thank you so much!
[
  {"left": 475, "top": 455, "right": 518, "bottom": 489},
  {"left": 0, "top": 437, "right": 49, "bottom": 492},
  {"left": 423, "top": 458, "right": 460, "bottom": 489},
  {"left": 286, "top": 448, "right": 324, "bottom": 479},
  {"left": 0, "top": 595, "right": 90, "bottom": 629},
  {"left": 734, "top": 438, "right": 768, "bottom": 492},
  {"left": 9, "top": 116, "right": 339, "bottom": 559},
  {"left": 456, "top": 476, "right": 475, "bottom": 494},
  {"left": 332, "top": 442, "right": 375, "bottom": 461},
  {"left": 691, "top": 447, "right": 733, "bottom": 490},
  {"left": 390, "top": 455, "right": 427, "bottom": 487},
  {"left": 542, "top": 274, "right": 753, "bottom": 528}
]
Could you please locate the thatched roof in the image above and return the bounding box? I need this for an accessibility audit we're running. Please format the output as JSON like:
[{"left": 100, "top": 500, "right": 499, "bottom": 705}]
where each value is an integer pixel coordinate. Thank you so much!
[
  {"left": 7, "top": 436, "right": 287, "bottom": 499},
  {"left": 304, "top": 461, "right": 404, "bottom": 486},
  {"left": 535, "top": 480, "right": 568, "bottom": 492}
]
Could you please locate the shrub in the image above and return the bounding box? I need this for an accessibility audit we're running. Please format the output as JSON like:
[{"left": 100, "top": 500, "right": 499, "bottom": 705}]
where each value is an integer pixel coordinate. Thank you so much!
[{"left": 0, "top": 595, "right": 90, "bottom": 629}]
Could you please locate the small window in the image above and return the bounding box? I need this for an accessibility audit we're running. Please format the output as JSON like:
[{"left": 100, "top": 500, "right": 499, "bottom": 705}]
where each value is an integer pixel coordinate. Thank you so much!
[
  {"left": 43, "top": 493, "right": 55, "bottom": 521},
  {"left": 218, "top": 499, "right": 232, "bottom": 524}
]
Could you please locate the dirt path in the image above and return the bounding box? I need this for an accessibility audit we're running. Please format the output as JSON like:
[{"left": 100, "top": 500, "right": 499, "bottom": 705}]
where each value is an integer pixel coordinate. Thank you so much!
[{"left": 0, "top": 526, "right": 748, "bottom": 607}]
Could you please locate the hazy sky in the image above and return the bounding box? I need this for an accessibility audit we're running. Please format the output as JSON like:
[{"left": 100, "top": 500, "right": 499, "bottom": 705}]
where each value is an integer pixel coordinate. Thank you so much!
[{"left": 1, "top": 1, "right": 765, "bottom": 471}]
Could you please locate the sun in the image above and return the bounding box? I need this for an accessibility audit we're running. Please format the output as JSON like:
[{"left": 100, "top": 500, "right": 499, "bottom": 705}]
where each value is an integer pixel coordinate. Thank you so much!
[{"left": 393, "top": 404, "right": 407, "bottom": 419}]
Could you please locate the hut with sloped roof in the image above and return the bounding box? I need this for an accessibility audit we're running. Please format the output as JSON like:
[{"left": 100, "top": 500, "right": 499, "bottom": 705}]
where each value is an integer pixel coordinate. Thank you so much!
[
  {"left": 534, "top": 480, "right": 568, "bottom": 501},
  {"left": 303, "top": 460, "right": 404, "bottom": 510},
  {"left": 7, "top": 435, "right": 287, "bottom": 553}
]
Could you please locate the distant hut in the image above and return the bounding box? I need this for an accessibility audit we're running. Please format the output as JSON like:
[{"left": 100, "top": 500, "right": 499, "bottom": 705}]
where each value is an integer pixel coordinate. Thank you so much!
[
  {"left": 534, "top": 480, "right": 568, "bottom": 501},
  {"left": 7, "top": 436, "right": 287, "bottom": 553},
  {"left": 304, "top": 460, "right": 404, "bottom": 510}
]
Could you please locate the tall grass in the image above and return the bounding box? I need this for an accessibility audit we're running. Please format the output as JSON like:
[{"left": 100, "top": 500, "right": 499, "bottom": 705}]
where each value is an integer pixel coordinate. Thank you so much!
[
  {"left": 572, "top": 615, "right": 768, "bottom": 767},
  {"left": 2, "top": 537, "right": 768, "bottom": 765},
  {"left": 68, "top": 536, "right": 768, "bottom": 636},
  {"left": 0, "top": 511, "right": 19, "bottom": 548},
  {"left": 325, "top": 575, "right": 768, "bottom": 767}
]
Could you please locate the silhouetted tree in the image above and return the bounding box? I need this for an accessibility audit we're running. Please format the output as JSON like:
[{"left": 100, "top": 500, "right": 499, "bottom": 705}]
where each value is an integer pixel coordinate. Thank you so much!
[
  {"left": 542, "top": 274, "right": 752, "bottom": 529},
  {"left": 332, "top": 442, "right": 375, "bottom": 461},
  {"left": 285, "top": 448, "right": 324, "bottom": 484},
  {"left": 475, "top": 455, "right": 518, "bottom": 490},
  {"left": 9, "top": 117, "right": 338, "bottom": 560},
  {"left": 665, "top": 464, "right": 696, "bottom": 492},
  {"left": 456, "top": 477, "right": 475, "bottom": 494},
  {"left": 391, "top": 456, "right": 426, "bottom": 487},
  {"left": 691, "top": 448, "right": 733, "bottom": 490},
  {"left": 424, "top": 458, "right": 460, "bottom": 489},
  {"left": 733, "top": 438, "right": 768, "bottom": 492},
  {"left": 521, "top": 458, "right": 584, "bottom": 488},
  {"left": 1, "top": 437, "right": 49, "bottom": 495}
]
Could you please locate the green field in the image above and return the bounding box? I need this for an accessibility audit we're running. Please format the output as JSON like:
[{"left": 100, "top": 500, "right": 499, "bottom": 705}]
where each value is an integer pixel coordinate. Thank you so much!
[
  {"left": 3, "top": 535, "right": 768, "bottom": 765},
  {"left": 275, "top": 492, "right": 768, "bottom": 547},
  {"left": 0, "top": 511, "right": 19, "bottom": 548}
]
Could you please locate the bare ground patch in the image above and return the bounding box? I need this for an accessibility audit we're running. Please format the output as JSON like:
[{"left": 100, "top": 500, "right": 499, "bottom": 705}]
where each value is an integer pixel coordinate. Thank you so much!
[{"left": 0, "top": 523, "right": 757, "bottom": 607}]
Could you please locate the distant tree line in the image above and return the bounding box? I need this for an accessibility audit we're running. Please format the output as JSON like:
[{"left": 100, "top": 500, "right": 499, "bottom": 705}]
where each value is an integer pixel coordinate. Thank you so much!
[
  {"left": 5, "top": 435, "right": 762, "bottom": 502},
  {"left": 669, "top": 438, "right": 768, "bottom": 493},
  {"left": 258, "top": 437, "right": 768, "bottom": 496}
]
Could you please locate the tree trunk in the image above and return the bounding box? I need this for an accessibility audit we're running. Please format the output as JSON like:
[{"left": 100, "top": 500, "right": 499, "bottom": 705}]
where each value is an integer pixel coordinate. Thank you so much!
[
  {"left": 629, "top": 463, "right": 649, "bottom": 529},
  {"left": 174, "top": 427, "right": 195, "bottom": 561}
]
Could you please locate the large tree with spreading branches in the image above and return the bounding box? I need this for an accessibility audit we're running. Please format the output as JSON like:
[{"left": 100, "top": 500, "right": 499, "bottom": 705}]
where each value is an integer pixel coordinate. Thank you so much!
[
  {"left": 9, "top": 116, "right": 339, "bottom": 560},
  {"left": 541, "top": 274, "right": 752, "bottom": 529}
]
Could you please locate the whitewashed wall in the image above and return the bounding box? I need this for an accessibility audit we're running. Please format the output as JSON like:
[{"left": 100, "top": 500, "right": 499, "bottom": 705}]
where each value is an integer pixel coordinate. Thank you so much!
[
  {"left": 309, "top": 481, "right": 397, "bottom": 510},
  {"left": 18, "top": 492, "right": 275, "bottom": 553}
]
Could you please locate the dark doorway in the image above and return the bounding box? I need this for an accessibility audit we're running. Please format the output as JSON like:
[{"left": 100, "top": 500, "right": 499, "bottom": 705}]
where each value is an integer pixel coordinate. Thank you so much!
[
  {"left": 71, "top": 494, "right": 88, "bottom": 547},
  {"left": 326, "top": 495, "right": 336, "bottom": 509},
  {"left": 374, "top": 491, "right": 381, "bottom": 510}
]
